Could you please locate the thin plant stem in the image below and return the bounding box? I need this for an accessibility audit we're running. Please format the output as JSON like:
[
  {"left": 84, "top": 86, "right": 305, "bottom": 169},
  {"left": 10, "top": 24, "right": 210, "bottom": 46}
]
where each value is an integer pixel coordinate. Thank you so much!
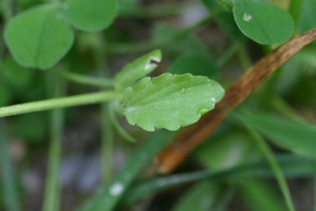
[
  {"left": 237, "top": 42, "right": 252, "bottom": 71},
  {"left": 42, "top": 75, "right": 65, "bottom": 211},
  {"left": 0, "top": 90, "right": 119, "bottom": 118},
  {"left": 93, "top": 33, "right": 114, "bottom": 184},
  {"left": 100, "top": 103, "right": 113, "bottom": 184},
  {"left": 0, "top": 121, "right": 20, "bottom": 211},
  {"left": 105, "top": 7, "right": 224, "bottom": 54},
  {"left": 51, "top": 69, "right": 113, "bottom": 87},
  {"left": 215, "top": 42, "right": 239, "bottom": 68}
]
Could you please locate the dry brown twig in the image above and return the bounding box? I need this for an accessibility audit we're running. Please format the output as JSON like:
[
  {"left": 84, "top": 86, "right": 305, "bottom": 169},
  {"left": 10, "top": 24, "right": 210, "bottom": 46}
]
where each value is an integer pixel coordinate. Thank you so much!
[{"left": 155, "top": 29, "right": 316, "bottom": 174}]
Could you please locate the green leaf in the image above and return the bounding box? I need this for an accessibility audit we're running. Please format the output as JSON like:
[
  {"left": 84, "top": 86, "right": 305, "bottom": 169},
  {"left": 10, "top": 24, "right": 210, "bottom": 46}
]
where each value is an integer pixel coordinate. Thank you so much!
[
  {"left": 121, "top": 73, "right": 225, "bottom": 131},
  {"left": 233, "top": 0, "right": 294, "bottom": 44},
  {"left": 114, "top": 50, "right": 161, "bottom": 89},
  {"left": 4, "top": 5, "right": 74, "bottom": 69},
  {"left": 60, "top": 0, "right": 117, "bottom": 31},
  {"left": 168, "top": 54, "right": 218, "bottom": 78},
  {"left": 241, "top": 112, "right": 316, "bottom": 156}
]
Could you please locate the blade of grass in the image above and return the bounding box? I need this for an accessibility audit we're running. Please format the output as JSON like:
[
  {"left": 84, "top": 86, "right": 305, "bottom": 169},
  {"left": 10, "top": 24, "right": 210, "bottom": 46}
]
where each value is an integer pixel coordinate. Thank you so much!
[
  {"left": 42, "top": 75, "right": 65, "bottom": 211},
  {"left": 121, "top": 154, "right": 314, "bottom": 206},
  {"left": 0, "top": 120, "right": 20, "bottom": 211},
  {"left": 240, "top": 111, "right": 316, "bottom": 155},
  {"left": 235, "top": 112, "right": 295, "bottom": 211},
  {"left": 78, "top": 130, "right": 177, "bottom": 211},
  {"left": 238, "top": 179, "right": 287, "bottom": 211}
]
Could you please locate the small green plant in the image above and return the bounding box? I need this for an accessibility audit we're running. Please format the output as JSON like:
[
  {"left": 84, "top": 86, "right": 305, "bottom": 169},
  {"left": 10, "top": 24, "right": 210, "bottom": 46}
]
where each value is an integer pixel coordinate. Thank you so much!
[{"left": 1, "top": 0, "right": 316, "bottom": 211}]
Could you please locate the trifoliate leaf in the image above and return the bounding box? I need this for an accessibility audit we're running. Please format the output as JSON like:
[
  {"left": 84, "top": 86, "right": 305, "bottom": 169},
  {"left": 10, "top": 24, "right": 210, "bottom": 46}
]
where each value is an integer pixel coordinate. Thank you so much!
[
  {"left": 114, "top": 50, "right": 162, "bottom": 89},
  {"left": 121, "top": 73, "right": 225, "bottom": 132},
  {"left": 4, "top": 5, "right": 74, "bottom": 69},
  {"left": 233, "top": 0, "right": 294, "bottom": 44},
  {"left": 60, "top": 0, "right": 117, "bottom": 31}
]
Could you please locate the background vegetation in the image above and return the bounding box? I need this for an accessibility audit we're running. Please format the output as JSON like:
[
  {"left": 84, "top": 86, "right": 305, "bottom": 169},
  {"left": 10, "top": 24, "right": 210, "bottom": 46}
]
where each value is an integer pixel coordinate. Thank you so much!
[{"left": 1, "top": 0, "right": 316, "bottom": 211}]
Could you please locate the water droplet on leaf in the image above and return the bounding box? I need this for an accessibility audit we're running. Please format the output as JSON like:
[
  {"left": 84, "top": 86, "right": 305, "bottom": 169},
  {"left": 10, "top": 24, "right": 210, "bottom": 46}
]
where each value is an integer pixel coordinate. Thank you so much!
[
  {"left": 198, "top": 107, "right": 209, "bottom": 115},
  {"left": 243, "top": 13, "right": 252, "bottom": 22},
  {"left": 109, "top": 183, "right": 124, "bottom": 196},
  {"left": 180, "top": 88, "right": 186, "bottom": 93}
]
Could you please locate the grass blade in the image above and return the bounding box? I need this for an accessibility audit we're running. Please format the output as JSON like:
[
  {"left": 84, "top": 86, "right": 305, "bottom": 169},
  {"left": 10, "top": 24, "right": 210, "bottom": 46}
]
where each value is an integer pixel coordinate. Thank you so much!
[
  {"left": 121, "top": 154, "right": 314, "bottom": 206},
  {"left": 78, "top": 130, "right": 177, "bottom": 211},
  {"left": 236, "top": 112, "right": 295, "bottom": 211}
]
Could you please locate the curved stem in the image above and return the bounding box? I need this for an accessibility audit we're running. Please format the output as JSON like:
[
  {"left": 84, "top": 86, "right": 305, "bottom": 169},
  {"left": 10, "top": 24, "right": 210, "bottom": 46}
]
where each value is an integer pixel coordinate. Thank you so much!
[
  {"left": 0, "top": 91, "right": 119, "bottom": 118},
  {"left": 51, "top": 69, "right": 113, "bottom": 87}
]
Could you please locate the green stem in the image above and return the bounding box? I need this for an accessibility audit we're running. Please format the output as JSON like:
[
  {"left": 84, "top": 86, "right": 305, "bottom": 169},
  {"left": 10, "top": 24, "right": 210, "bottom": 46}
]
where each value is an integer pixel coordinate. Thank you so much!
[
  {"left": 51, "top": 69, "right": 113, "bottom": 87},
  {"left": 237, "top": 42, "right": 252, "bottom": 71},
  {"left": 92, "top": 33, "right": 115, "bottom": 185},
  {"left": 0, "top": 91, "right": 119, "bottom": 118},
  {"left": 215, "top": 42, "right": 239, "bottom": 68},
  {"left": 42, "top": 75, "right": 65, "bottom": 211},
  {"left": 0, "top": 121, "right": 20, "bottom": 211},
  {"left": 100, "top": 103, "right": 113, "bottom": 184},
  {"left": 105, "top": 7, "right": 224, "bottom": 54}
]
